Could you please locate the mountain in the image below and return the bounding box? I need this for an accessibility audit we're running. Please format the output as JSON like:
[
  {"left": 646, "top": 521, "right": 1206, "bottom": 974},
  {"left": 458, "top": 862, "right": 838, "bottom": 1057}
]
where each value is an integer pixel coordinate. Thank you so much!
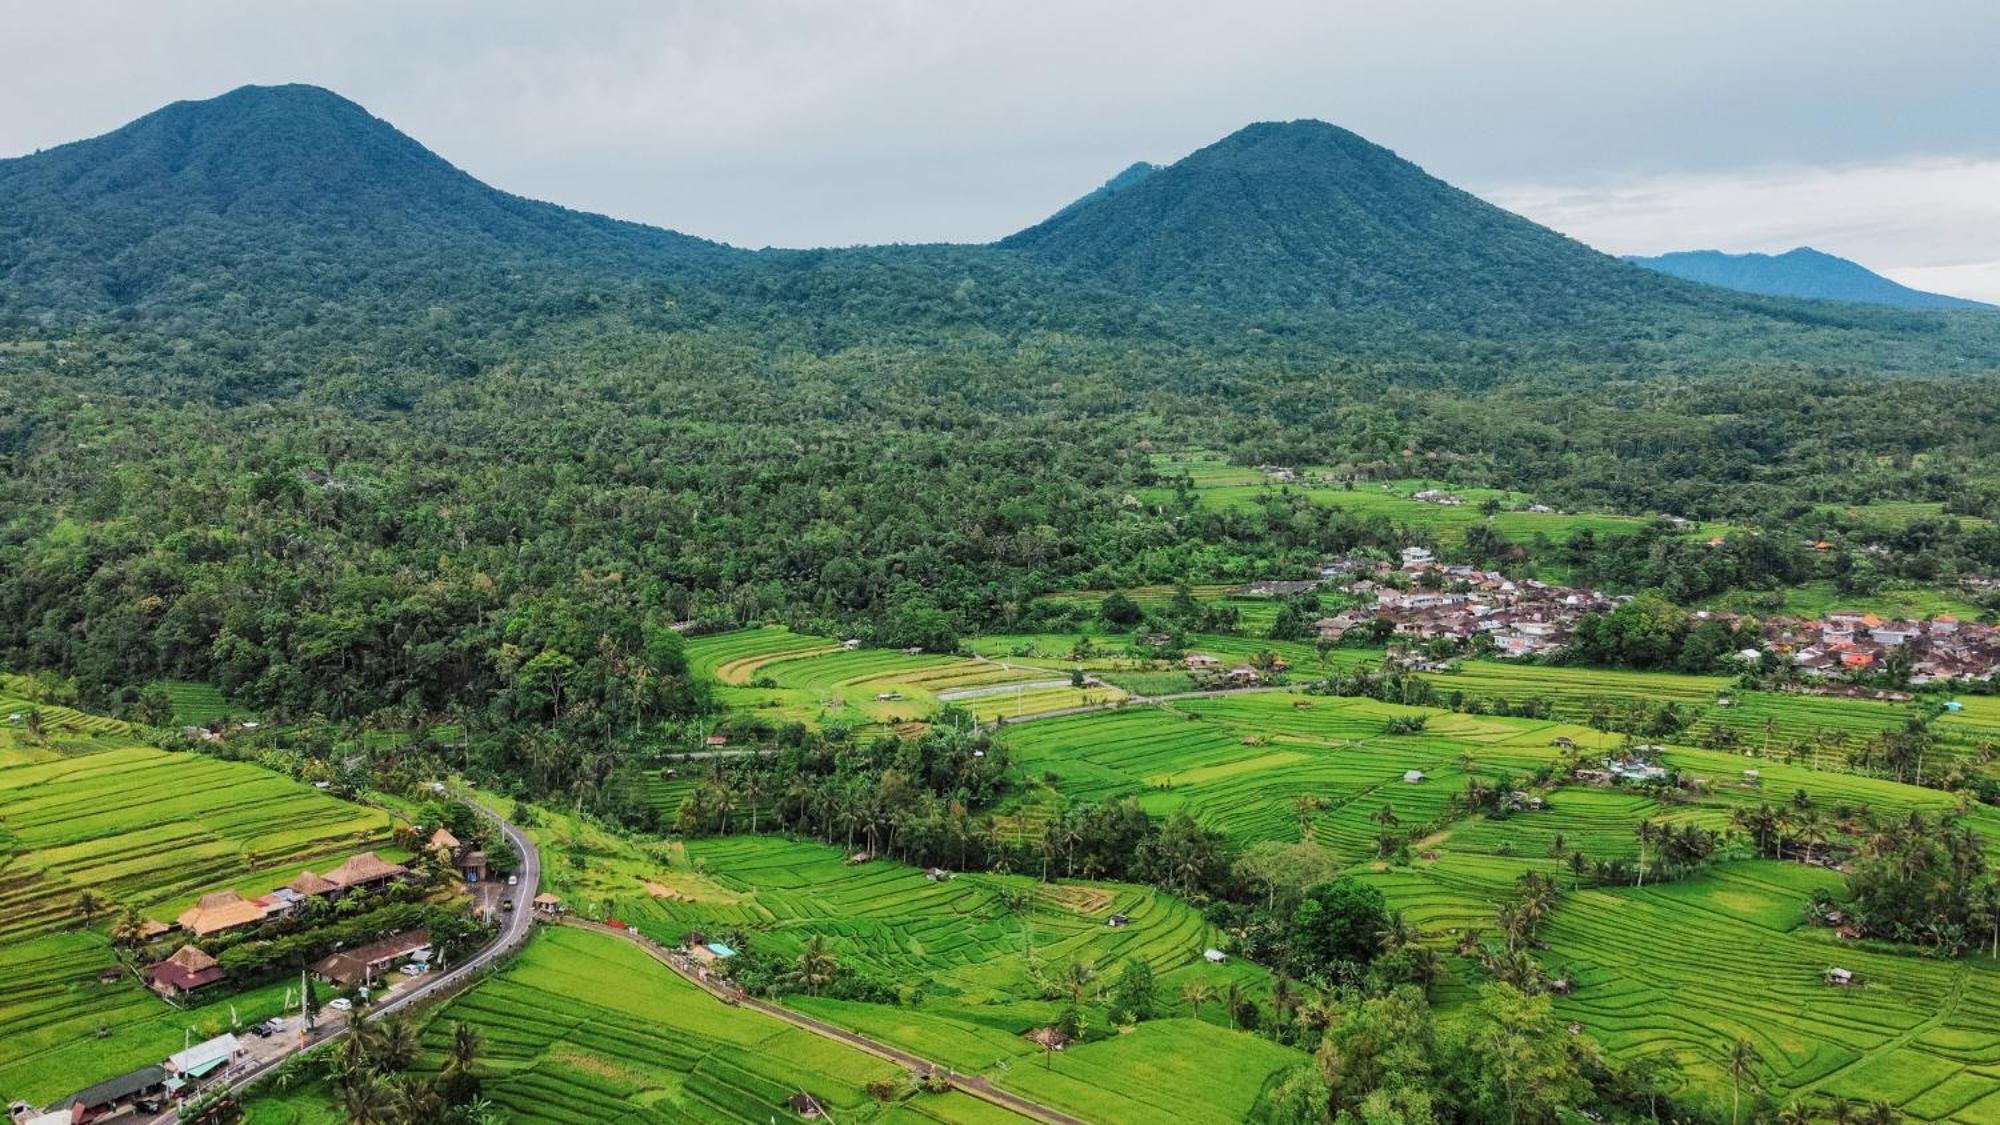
[
  {"left": 1043, "top": 160, "right": 1160, "bottom": 222},
  {"left": 0, "top": 84, "right": 741, "bottom": 312},
  {"left": 1625, "top": 247, "right": 1993, "bottom": 310},
  {"left": 998, "top": 120, "right": 1710, "bottom": 330}
]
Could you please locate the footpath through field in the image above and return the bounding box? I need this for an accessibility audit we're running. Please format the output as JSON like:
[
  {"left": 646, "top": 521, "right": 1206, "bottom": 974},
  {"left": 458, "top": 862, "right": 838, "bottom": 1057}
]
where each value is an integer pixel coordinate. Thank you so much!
[{"left": 564, "top": 918, "right": 1086, "bottom": 1125}]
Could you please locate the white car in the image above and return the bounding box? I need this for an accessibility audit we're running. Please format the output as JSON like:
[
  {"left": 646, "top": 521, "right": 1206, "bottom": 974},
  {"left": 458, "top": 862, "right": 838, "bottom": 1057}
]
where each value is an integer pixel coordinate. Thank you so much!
[
  {"left": 327, "top": 997, "right": 353, "bottom": 1012},
  {"left": 506, "top": 874, "right": 518, "bottom": 886}
]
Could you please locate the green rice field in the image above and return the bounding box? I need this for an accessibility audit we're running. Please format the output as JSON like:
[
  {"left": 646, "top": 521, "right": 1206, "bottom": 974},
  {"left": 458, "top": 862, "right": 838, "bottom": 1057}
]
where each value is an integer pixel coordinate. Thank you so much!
[
  {"left": 0, "top": 684, "right": 398, "bottom": 1102},
  {"left": 517, "top": 807, "right": 1302, "bottom": 1124},
  {"left": 991, "top": 688, "right": 2000, "bottom": 1117}
]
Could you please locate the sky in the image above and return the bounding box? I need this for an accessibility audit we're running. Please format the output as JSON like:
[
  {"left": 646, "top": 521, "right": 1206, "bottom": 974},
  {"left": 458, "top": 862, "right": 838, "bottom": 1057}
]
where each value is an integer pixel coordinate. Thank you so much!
[{"left": 7, "top": 1, "right": 2000, "bottom": 300}]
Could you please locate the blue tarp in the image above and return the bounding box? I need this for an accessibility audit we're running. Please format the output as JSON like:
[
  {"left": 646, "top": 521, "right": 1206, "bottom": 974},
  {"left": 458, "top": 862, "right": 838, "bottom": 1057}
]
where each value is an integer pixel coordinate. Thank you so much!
[{"left": 705, "top": 942, "right": 736, "bottom": 958}]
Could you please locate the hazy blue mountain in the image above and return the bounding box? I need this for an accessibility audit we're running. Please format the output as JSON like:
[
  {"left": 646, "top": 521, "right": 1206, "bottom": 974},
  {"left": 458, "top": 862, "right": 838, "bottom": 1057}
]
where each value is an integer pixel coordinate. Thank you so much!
[{"left": 1625, "top": 248, "right": 1992, "bottom": 310}]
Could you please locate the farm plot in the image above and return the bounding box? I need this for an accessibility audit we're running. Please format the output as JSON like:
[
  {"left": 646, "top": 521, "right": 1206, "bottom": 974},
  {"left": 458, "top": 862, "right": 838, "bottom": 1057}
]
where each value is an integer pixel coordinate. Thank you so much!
[
  {"left": 1002, "top": 698, "right": 1516, "bottom": 853},
  {"left": 688, "top": 629, "right": 1067, "bottom": 726},
  {"left": 1140, "top": 454, "right": 1735, "bottom": 546},
  {"left": 518, "top": 812, "right": 1297, "bottom": 1122},
  {"left": 1541, "top": 861, "right": 2000, "bottom": 1115},
  {"left": 0, "top": 716, "right": 396, "bottom": 1098},
  {"left": 1700, "top": 692, "right": 1922, "bottom": 760},
  {"left": 1416, "top": 660, "right": 1730, "bottom": 721},
  {"left": 399, "top": 926, "right": 1006, "bottom": 1124}
]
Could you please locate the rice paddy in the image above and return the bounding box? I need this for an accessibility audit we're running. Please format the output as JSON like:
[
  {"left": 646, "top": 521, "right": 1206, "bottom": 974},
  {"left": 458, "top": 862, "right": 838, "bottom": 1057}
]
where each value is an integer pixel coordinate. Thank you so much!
[
  {"left": 686, "top": 627, "right": 1097, "bottom": 727},
  {"left": 0, "top": 683, "right": 398, "bottom": 1102},
  {"left": 989, "top": 685, "right": 2000, "bottom": 1118},
  {"left": 517, "top": 807, "right": 1303, "bottom": 1123}
]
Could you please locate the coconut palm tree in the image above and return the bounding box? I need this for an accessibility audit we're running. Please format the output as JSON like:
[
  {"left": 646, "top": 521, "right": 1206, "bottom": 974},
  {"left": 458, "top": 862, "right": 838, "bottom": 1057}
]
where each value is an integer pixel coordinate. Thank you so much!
[
  {"left": 794, "top": 935, "right": 838, "bottom": 996},
  {"left": 74, "top": 890, "right": 104, "bottom": 930},
  {"left": 1376, "top": 911, "right": 1416, "bottom": 953},
  {"left": 111, "top": 903, "right": 148, "bottom": 947},
  {"left": 1727, "top": 1036, "right": 1763, "bottom": 1125},
  {"left": 1181, "top": 982, "right": 1215, "bottom": 1021}
]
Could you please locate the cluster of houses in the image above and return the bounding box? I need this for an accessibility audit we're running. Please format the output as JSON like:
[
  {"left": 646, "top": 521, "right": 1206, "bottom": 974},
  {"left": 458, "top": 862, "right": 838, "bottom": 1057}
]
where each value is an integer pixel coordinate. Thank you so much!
[
  {"left": 1226, "top": 551, "right": 1998, "bottom": 685},
  {"left": 17, "top": 1033, "right": 251, "bottom": 1125},
  {"left": 1309, "top": 550, "right": 1623, "bottom": 660},
  {"left": 1765, "top": 611, "right": 2000, "bottom": 683},
  {"left": 145, "top": 850, "right": 411, "bottom": 1000}
]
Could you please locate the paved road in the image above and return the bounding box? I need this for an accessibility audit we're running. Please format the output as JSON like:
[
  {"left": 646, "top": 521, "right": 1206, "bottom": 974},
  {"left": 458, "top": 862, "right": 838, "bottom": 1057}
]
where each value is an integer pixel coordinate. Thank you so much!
[
  {"left": 568, "top": 920, "right": 1087, "bottom": 1125},
  {"left": 142, "top": 797, "right": 539, "bottom": 1121}
]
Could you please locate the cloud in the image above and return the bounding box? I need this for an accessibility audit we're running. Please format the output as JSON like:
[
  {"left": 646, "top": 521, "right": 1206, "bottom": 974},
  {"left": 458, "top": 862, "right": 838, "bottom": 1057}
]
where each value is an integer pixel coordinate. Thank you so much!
[{"left": 1485, "top": 159, "right": 2000, "bottom": 303}]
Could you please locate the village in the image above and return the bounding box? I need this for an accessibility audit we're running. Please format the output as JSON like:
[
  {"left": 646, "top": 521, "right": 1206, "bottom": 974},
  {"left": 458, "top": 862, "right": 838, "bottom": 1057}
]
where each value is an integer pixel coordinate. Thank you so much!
[
  {"left": 1190, "top": 548, "right": 2000, "bottom": 688},
  {"left": 10, "top": 823, "right": 553, "bottom": 1125}
]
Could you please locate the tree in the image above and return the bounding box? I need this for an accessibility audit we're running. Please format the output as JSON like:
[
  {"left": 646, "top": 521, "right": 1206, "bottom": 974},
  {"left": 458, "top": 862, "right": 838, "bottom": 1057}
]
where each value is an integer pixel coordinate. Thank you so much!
[
  {"left": 1110, "top": 957, "right": 1156, "bottom": 1022},
  {"left": 1099, "top": 591, "right": 1143, "bottom": 628},
  {"left": 794, "top": 935, "right": 838, "bottom": 997},
  {"left": 1181, "top": 982, "right": 1215, "bottom": 1021},
  {"left": 75, "top": 890, "right": 103, "bottom": 930},
  {"left": 1287, "top": 879, "right": 1389, "bottom": 980},
  {"left": 1728, "top": 1035, "right": 1764, "bottom": 1125},
  {"left": 1464, "top": 984, "right": 1597, "bottom": 1125},
  {"left": 440, "top": 1020, "right": 484, "bottom": 1105}
]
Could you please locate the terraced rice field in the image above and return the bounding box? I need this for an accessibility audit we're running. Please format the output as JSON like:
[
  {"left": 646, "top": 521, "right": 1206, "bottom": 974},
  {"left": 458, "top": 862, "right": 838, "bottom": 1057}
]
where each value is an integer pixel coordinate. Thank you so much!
[
  {"left": 406, "top": 925, "right": 1005, "bottom": 1123},
  {"left": 993, "top": 688, "right": 2000, "bottom": 1119},
  {"left": 0, "top": 693, "right": 397, "bottom": 1100},
  {"left": 150, "top": 680, "right": 237, "bottom": 727},
  {"left": 688, "top": 628, "right": 1070, "bottom": 726},
  {"left": 520, "top": 812, "right": 1299, "bottom": 1123},
  {"left": 1415, "top": 660, "right": 1731, "bottom": 720}
]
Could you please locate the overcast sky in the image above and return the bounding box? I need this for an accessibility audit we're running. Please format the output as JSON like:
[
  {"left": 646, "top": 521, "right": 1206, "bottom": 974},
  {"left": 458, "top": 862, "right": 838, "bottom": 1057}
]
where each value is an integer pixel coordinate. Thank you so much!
[{"left": 9, "top": 1, "right": 2000, "bottom": 300}]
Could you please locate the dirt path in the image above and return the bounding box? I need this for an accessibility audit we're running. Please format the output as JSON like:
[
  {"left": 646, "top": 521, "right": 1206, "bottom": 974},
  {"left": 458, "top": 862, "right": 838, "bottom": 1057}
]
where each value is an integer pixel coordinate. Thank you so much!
[{"left": 566, "top": 919, "right": 1086, "bottom": 1125}]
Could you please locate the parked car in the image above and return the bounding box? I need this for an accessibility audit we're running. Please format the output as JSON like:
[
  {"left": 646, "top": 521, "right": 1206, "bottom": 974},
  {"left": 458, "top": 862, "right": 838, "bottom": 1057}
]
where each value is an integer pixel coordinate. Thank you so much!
[
  {"left": 506, "top": 874, "right": 518, "bottom": 886},
  {"left": 500, "top": 899, "right": 515, "bottom": 912},
  {"left": 328, "top": 997, "right": 353, "bottom": 1012},
  {"left": 400, "top": 962, "right": 428, "bottom": 975}
]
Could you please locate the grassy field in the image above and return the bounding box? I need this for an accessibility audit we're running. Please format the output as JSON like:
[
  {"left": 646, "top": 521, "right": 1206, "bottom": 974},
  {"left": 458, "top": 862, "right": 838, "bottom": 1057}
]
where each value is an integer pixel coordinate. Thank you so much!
[
  {"left": 515, "top": 805, "right": 1301, "bottom": 1124},
  {"left": 1704, "top": 579, "right": 1987, "bottom": 623},
  {"left": 1141, "top": 453, "right": 1742, "bottom": 547},
  {"left": 149, "top": 679, "right": 239, "bottom": 727},
  {"left": 0, "top": 682, "right": 399, "bottom": 1103}
]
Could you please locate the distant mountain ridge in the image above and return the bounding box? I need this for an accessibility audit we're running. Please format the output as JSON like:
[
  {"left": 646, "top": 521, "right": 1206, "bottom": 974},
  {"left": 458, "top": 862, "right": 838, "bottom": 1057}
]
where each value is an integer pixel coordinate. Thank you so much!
[
  {"left": 1625, "top": 247, "right": 1992, "bottom": 310},
  {"left": 3, "top": 85, "right": 1999, "bottom": 374}
]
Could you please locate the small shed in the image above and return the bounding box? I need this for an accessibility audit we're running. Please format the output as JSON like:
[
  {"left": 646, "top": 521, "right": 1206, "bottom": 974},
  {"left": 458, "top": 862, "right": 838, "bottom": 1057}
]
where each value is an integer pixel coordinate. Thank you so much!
[
  {"left": 1203, "top": 948, "right": 1227, "bottom": 964},
  {"left": 1107, "top": 913, "right": 1130, "bottom": 928},
  {"left": 1403, "top": 770, "right": 1425, "bottom": 783},
  {"left": 1825, "top": 967, "right": 1855, "bottom": 987}
]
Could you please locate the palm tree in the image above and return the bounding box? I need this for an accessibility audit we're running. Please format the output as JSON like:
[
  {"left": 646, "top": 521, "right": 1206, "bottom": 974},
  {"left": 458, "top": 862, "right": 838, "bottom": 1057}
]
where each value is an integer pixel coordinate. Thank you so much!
[
  {"left": 75, "top": 890, "right": 104, "bottom": 930},
  {"left": 449, "top": 1020, "right": 483, "bottom": 1071},
  {"left": 1376, "top": 911, "right": 1416, "bottom": 953},
  {"left": 741, "top": 774, "right": 768, "bottom": 834},
  {"left": 111, "top": 903, "right": 148, "bottom": 947},
  {"left": 335, "top": 1071, "right": 395, "bottom": 1124},
  {"left": 1181, "top": 982, "right": 1215, "bottom": 1021},
  {"left": 1775, "top": 1102, "right": 1816, "bottom": 1125},
  {"left": 1566, "top": 849, "right": 1590, "bottom": 890},
  {"left": 794, "top": 935, "right": 838, "bottom": 996},
  {"left": 1727, "top": 1036, "right": 1763, "bottom": 1125},
  {"left": 374, "top": 1015, "right": 423, "bottom": 1072},
  {"left": 1224, "top": 981, "right": 1245, "bottom": 1029},
  {"left": 1634, "top": 821, "right": 1656, "bottom": 887}
]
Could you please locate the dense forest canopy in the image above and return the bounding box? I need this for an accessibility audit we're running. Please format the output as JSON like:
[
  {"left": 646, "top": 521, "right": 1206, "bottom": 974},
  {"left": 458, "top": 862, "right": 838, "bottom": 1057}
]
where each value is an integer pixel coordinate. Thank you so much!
[{"left": 5, "top": 83, "right": 2000, "bottom": 746}]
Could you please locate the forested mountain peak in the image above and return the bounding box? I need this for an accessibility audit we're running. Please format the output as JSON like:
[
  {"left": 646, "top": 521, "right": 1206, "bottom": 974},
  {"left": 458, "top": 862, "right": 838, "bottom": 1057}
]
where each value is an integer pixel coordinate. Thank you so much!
[
  {"left": 0, "top": 83, "right": 739, "bottom": 313},
  {"left": 998, "top": 118, "right": 1700, "bottom": 327},
  {"left": 1625, "top": 247, "right": 1995, "bottom": 310}
]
